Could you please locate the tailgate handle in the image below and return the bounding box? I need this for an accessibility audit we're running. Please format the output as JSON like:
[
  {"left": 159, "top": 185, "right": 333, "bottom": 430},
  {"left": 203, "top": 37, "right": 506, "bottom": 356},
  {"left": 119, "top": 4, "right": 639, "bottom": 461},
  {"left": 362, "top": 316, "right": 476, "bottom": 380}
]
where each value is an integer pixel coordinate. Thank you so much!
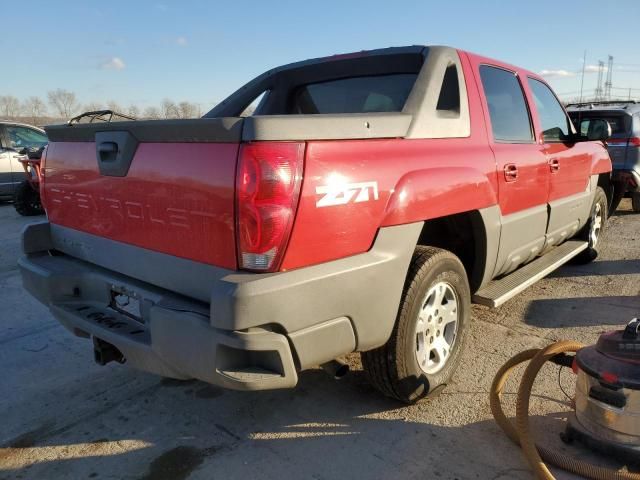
[
  {"left": 95, "top": 131, "right": 139, "bottom": 177},
  {"left": 98, "top": 142, "right": 118, "bottom": 162}
]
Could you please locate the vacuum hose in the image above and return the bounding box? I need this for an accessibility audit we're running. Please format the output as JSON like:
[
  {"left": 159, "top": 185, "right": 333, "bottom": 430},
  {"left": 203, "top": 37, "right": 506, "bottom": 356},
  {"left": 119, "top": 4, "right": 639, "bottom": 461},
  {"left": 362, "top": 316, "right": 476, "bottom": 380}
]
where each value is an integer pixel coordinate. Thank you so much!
[{"left": 490, "top": 340, "right": 640, "bottom": 480}]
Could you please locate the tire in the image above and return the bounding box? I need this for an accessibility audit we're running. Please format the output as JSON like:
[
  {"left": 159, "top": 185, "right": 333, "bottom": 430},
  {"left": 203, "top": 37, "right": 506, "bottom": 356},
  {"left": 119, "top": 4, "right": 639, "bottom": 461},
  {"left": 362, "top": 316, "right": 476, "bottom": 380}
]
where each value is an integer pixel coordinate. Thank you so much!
[
  {"left": 361, "top": 246, "right": 471, "bottom": 404},
  {"left": 13, "top": 180, "right": 44, "bottom": 216},
  {"left": 632, "top": 193, "right": 640, "bottom": 213},
  {"left": 574, "top": 186, "right": 607, "bottom": 264}
]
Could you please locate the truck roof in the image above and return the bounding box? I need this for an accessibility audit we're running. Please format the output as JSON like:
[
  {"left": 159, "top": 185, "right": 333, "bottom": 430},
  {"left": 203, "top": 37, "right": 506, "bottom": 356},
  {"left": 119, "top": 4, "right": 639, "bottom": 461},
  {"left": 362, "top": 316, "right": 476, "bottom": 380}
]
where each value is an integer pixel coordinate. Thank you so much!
[
  {"left": 235, "top": 44, "right": 543, "bottom": 84},
  {"left": 0, "top": 120, "right": 46, "bottom": 132},
  {"left": 566, "top": 101, "right": 640, "bottom": 114},
  {"left": 205, "top": 44, "right": 547, "bottom": 130}
]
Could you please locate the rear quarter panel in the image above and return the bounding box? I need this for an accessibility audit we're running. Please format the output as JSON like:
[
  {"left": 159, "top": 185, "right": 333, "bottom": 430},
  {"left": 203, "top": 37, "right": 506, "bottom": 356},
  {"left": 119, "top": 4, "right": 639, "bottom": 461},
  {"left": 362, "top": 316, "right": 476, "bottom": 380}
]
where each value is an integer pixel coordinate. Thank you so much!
[{"left": 281, "top": 137, "right": 497, "bottom": 271}]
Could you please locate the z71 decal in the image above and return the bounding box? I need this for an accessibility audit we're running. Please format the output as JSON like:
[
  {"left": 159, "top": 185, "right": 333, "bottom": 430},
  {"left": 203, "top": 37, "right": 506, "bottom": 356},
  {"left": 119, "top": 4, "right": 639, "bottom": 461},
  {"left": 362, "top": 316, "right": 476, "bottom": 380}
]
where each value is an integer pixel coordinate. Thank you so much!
[{"left": 315, "top": 181, "right": 379, "bottom": 208}]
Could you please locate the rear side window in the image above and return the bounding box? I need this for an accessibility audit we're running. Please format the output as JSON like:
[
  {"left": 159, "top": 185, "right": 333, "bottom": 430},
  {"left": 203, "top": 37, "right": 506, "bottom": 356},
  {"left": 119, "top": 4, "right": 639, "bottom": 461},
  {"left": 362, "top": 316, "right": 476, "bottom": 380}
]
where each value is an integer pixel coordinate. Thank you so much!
[
  {"left": 479, "top": 66, "right": 533, "bottom": 142},
  {"left": 569, "top": 114, "right": 631, "bottom": 137},
  {"left": 437, "top": 64, "right": 460, "bottom": 113},
  {"left": 527, "top": 78, "right": 571, "bottom": 142},
  {"left": 289, "top": 73, "right": 417, "bottom": 114},
  {"left": 241, "top": 90, "right": 269, "bottom": 117}
]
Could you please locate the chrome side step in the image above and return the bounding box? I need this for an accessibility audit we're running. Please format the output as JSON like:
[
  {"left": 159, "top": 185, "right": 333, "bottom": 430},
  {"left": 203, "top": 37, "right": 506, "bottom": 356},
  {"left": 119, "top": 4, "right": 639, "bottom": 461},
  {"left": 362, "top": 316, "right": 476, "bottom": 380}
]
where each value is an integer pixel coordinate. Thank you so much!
[{"left": 473, "top": 240, "right": 588, "bottom": 308}]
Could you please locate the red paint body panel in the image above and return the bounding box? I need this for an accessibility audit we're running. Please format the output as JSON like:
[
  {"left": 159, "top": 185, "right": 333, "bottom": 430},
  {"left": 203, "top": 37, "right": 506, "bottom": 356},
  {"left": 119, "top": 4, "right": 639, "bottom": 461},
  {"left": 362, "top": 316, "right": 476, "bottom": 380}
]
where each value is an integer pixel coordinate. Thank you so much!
[
  {"left": 464, "top": 52, "right": 551, "bottom": 215},
  {"left": 590, "top": 143, "right": 614, "bottom": 175},
  {"left": 44, "top": 142, "right": 238, "bottom": 269},
  {"left": 543, "top": 142, "right": 592, "bottom": 202}
]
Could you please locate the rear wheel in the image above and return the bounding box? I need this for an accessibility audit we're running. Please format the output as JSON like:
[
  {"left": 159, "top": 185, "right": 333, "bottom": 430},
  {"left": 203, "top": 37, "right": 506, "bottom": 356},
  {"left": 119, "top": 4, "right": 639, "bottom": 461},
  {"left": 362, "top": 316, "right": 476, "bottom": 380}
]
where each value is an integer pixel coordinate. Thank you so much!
[
  {"left": 13, "top": 180, "right": 43, "bottom": 216},
  {"left": 361, "top": 246, "right": 470, "bottom": 404},
  {"left": 574, "top": 186, "right": 607, "bottom": 264},
  {"left": 632, "top": 193, "right": 640, "bottom": 213}
]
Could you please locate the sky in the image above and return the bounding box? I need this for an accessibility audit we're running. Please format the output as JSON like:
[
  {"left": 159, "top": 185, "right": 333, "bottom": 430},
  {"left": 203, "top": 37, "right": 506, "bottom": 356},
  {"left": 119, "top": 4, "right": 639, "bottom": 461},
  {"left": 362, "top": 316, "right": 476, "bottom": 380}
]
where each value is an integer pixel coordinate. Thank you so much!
[{"left": 3, "top": 0, "right": 640, "bottom": 112}]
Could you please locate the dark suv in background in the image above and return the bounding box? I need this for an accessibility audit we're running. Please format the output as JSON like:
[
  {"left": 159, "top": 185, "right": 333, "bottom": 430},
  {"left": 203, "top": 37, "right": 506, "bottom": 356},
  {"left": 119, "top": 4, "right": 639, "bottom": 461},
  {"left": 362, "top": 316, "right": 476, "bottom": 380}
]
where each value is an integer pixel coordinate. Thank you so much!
[{"left": 567, "top": 101, "right": 640, "bottom": 212}]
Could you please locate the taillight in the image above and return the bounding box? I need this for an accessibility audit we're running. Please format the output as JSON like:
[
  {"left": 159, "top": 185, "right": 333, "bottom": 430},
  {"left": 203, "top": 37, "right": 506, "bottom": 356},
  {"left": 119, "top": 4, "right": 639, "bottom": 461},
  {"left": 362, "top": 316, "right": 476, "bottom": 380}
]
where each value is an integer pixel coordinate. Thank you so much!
[
  {"left": 236, "top": 142, "right": 304, "bottom": 271},
  {"left": 608, "top": 137, "right": 640, "bottom": 147}
]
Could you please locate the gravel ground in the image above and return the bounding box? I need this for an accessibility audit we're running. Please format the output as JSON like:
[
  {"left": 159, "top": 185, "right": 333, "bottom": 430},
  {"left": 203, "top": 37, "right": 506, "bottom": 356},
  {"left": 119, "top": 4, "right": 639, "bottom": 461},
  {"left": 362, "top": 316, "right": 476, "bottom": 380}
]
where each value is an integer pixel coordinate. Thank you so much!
[{"left": 0, "top": 200, "right": 638, "bottom": 480}]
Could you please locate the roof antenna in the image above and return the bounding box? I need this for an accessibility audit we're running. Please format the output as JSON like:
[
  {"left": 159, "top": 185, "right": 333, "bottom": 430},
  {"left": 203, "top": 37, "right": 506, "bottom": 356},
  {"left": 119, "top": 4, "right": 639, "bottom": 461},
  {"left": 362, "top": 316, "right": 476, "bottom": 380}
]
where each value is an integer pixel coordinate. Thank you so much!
[{"left": 579, "top": 50, "right": 586, "bottom": 104}]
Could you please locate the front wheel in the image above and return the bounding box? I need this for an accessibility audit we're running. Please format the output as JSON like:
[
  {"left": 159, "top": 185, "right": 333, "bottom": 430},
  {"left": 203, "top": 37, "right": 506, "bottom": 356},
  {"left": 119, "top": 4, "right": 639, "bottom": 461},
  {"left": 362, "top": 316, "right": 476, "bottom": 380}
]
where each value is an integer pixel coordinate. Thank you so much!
[
  {"left": 574, "top": 186, "right": 607, "bottom": 264},
  {"left": 361, "top": 246, "right": 470, "bottom": 404},
  {"left": 13, "top": 180, "right": 44, "bottom": 216}
]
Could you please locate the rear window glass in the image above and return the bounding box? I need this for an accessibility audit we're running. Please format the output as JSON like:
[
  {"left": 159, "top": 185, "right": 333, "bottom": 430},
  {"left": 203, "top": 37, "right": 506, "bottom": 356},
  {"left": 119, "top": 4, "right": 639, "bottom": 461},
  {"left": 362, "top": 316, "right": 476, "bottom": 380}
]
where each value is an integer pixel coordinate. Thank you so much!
[
  {"left": 288, "top": 74, "right": 417, "bottom": 114},
  {"left": 569, "top": 114, "right": 631, "bottom": 136}
]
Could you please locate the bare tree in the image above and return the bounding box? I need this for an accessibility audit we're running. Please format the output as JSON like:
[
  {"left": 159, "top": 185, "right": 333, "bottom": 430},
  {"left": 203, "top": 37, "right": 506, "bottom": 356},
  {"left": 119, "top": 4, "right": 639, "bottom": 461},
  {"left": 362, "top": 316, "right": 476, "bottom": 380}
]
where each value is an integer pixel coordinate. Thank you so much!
[
  {"left": 177, "top": 101, "right": 201, "bottom": 118},
  {"left": 107, "top": 100, "right": 122, "bottom": 113},
  {"left": 83, "top": 102, "right": 103, "bottom": 112},
  {"left": 143, "top": 106, "right": 161, "bottom": 119},
  {"left": 48, "top": 89, "right": 79, "bottom": 118},
  {"left": 127, "top": 105, "right": 140, "bottom": 118},
  {"left": 23, "top": 97, "right": 48, "bottom": 123},
  {"left": 161, "top": 99, "right": 179, "bottom": 119},
  {"left": 0, "top": 95, "right": 21, "bottom": 118}
]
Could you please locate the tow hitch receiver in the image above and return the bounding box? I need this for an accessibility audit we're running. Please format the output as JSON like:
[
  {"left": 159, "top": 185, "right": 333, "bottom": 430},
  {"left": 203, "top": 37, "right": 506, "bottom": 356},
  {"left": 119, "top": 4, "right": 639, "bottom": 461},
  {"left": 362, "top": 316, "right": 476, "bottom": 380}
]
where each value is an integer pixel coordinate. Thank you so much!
[{"left": 93, "top": 337, "right": 125, "bottom": 366}]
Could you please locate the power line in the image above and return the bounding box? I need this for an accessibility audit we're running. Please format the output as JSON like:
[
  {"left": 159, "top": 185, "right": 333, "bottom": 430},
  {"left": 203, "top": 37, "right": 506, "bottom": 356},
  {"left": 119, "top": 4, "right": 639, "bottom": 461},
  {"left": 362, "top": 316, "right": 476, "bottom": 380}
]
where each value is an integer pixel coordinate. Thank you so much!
[
  {"left": 611, "top": 86, "right": 640, "bottom": 91},
  {"left": 615, "top": 62, "right": 640, "bottom": 67}
]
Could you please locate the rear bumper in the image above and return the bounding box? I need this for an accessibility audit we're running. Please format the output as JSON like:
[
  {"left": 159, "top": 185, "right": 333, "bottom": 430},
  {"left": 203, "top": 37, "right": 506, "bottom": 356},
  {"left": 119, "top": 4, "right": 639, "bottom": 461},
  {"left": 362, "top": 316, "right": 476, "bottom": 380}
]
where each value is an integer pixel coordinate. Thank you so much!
[
  {"left": 20, "top": 221, "right": 421, "bottom": 390},
  {"left": 19, "top": 251, "right": 298, "bottom": 390}
]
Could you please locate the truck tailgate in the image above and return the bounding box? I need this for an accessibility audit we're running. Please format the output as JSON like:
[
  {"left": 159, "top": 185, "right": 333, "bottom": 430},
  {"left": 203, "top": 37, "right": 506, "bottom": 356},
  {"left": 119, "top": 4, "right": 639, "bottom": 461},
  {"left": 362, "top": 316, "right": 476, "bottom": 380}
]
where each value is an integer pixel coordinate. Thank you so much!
[{"left": 43, "top": 118, "right": 242, "bottom": 270}]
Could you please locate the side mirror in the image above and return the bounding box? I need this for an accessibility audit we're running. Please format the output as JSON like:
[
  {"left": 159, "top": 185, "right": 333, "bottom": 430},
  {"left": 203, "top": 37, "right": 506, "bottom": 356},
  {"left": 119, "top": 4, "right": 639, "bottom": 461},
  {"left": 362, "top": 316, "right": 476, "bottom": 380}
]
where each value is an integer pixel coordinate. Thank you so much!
[{"left": 586, "top": 119, "right": 612, "bottom": 142}]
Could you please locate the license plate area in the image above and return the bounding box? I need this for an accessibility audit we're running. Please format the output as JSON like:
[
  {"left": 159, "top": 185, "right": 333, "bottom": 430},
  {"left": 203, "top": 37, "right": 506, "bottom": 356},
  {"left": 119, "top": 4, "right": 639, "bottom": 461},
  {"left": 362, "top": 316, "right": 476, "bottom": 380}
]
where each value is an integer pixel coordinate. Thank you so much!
[{"left": 109, "top": 285, "right": 143, "bottom": 324}]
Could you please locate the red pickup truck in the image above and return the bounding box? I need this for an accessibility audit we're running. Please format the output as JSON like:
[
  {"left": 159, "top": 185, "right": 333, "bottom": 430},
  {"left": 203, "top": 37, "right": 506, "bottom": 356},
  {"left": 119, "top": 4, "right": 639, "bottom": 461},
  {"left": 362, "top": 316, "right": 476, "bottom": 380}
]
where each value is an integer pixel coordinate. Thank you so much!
[{"left": 20, "top": 46, "right": 612, "bottom": 403}]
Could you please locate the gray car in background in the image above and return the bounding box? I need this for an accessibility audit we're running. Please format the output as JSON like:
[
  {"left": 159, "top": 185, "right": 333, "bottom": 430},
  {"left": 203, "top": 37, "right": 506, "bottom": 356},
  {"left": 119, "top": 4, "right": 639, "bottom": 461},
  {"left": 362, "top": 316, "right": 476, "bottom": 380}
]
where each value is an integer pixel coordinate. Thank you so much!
[
  {"left": 568, "top": 101, "right": 640, "bottom": 212},
  {"left": 0, "top": 121, "right": 48, "bottom": 200}
]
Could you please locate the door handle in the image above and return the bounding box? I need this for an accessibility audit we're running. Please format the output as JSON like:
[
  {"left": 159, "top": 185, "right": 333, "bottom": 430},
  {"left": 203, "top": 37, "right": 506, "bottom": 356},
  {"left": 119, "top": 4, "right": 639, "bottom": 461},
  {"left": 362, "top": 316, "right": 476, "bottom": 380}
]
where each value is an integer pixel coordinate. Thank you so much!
[
  {"left": 549, "top": 158, "right": 560, "bottom": 173},
  {"left": 503, "top": 163, "right": 518, "bottom": 182}
]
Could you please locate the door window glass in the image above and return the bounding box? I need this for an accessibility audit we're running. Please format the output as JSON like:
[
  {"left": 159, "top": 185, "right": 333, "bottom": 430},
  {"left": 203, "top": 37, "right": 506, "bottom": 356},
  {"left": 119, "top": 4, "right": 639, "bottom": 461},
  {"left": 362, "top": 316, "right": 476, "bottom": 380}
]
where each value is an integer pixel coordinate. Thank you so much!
[
  {"left": 6, "top": 126, "right": 48, "bottom": 150},
  {"left": 527, "top": 78, "right": 571, "bottom": 142},
  {"left": 479, "top": 66, "right": 533, "bottom": 142}
]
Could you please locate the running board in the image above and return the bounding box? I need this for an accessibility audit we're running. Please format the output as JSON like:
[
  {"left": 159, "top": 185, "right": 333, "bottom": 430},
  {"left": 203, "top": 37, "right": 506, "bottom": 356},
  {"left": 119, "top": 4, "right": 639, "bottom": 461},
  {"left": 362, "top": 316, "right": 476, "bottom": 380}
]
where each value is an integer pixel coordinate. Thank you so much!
[{"left": 473, "top": 240, "right": 588, "bottom": 308}]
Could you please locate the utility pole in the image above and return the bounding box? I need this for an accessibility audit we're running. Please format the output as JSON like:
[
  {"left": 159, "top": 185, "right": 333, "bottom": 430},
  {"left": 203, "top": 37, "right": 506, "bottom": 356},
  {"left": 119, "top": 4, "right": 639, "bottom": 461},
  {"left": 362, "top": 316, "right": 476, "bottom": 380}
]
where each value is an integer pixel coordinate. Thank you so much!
[
  {"left": 594, "top": 60, "right": 605, "bottom": 100},
  {"left": 579, "top": 50, "right": 587, "bottom": 104},
  {"left": 604, "top": 55, "right": 613, "bottom": 99}
]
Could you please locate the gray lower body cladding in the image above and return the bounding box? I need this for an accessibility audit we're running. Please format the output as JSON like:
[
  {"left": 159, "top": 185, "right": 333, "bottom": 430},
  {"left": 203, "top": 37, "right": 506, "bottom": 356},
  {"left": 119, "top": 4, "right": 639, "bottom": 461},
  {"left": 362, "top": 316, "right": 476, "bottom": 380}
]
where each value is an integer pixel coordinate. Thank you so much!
[{"left": 19, "top": 221, "right": 422, "bottom": 390}]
